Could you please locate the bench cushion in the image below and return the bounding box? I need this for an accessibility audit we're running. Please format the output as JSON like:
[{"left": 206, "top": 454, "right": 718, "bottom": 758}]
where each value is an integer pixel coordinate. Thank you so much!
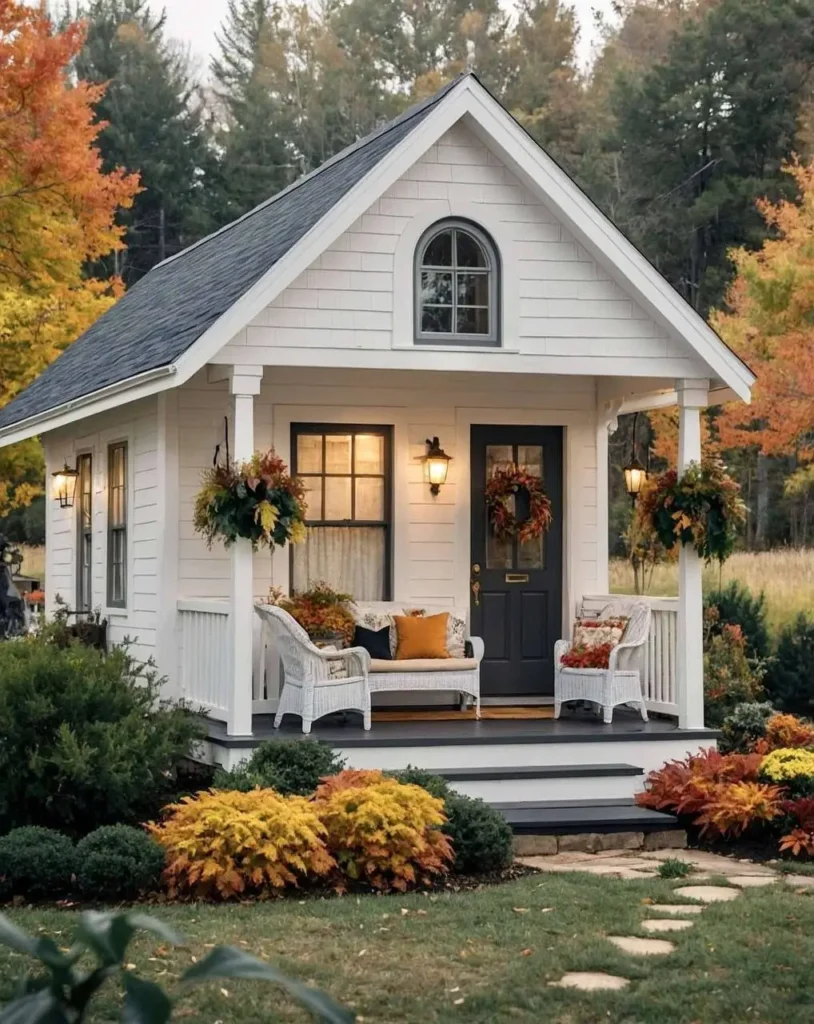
[{"left": 370, "top": 658, "right": 478, "bottom": 673}]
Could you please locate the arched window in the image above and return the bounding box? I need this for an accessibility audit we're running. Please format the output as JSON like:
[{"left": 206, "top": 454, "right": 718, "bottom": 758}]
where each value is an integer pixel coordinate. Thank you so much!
[{"left": 415, "top": 220, "right": 499, "bottom": 346}]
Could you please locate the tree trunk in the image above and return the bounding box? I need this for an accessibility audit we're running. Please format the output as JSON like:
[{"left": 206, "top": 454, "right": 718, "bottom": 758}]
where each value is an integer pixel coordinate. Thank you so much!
[{"left": 755, "top": 453, "right": 770, "bottom": 549}]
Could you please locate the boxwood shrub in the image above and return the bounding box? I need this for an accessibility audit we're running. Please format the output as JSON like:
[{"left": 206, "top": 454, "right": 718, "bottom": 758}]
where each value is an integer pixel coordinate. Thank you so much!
[
  {"left": 213, "top": 739, "right": 345, "bottom": 796},
  {"left": 76, "top": 825, "right": 166, "bottom": 901},
  {"left": 0, "top": 826, "right": 75, "bottom": 900}
]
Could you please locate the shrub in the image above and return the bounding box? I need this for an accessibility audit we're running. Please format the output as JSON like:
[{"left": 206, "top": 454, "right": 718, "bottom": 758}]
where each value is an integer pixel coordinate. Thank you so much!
[
  {"left": 705, "top": 581, "right": 770, "bottom": 660},
  {"left": 443, "top": 794, "right": 513, "bottom": 874},
  {"left": 389, "top": 767, "right": 451, "bottom": 800},
  {"left": 312, "top": 768, "right": 386, "bottom": 799},
  {"left": 0, "top": 826, "right": 75, "bottom": 900},
  {"left": 213, "top": 739, "right": 346, "bottom": 796},
  {"left": 719, "top": 701, "right": 774, "bottom": 753},
  {"left": 0, "top": 633, "right": 203, "bottom": 835},
  {"left": 149, "top": 789, "right": 334, "bottom": 900},
  {"left": 703, "top": 614, "right": 764, "bottom": 727},
  {"left": 759, "top": 748, "right": 814, "bottom": 798},
  {"left": 281, "top": 582, "right": 356, "bottom": 643},
  {"left": 694, "top": 781, "right": 784, "bottom": 838},
  {"left": 315, "top": 774, "right": 453, "bottom": 891},
  {"left": 779, "top": 798, "right": 814, "bottom": 858},
  {"left": 658, "top": 858, "right": 693, "bottom": 879},
  {"left": 762, "top": 713, "right": 814, "bottom": 752},
  {"left": 75, "top": 825, "right": 165, "bottom": 900},
  {"left": 637, "top": 748, "right": 763, "bottom": 817},
  {"left": 765, "top": 614, "right": 814, "bottom": 716}
]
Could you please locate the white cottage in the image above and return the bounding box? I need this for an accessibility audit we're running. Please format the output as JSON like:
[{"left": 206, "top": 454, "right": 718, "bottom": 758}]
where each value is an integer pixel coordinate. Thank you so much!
[{"left": 0, "top": 76, "right": 754, "bottom": 828}]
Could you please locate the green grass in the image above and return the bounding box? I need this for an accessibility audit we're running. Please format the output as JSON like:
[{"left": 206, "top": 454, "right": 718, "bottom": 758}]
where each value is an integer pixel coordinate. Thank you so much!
[
  {"left": 657, "top": 858, "right": 693, "bottom": 879},
  {"left": 2, "top": 874, "right": 813, "bottom": 1022}
]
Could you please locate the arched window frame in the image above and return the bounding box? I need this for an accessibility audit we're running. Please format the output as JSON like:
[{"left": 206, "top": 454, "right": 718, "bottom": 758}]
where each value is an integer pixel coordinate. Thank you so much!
[{"left": 414, "top": 219, "right": 501, "bottom": 347}]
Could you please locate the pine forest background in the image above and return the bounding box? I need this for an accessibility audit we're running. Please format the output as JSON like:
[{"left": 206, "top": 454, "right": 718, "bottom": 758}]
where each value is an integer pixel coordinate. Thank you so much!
[{"left": 2, "top": 0, "right": 814, "bottom": 563}]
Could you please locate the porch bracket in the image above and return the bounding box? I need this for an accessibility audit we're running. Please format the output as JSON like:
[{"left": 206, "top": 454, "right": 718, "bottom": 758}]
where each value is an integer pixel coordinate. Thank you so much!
[
  {"left": 228, "top": 364, "right": 263, "bottom": 736},
  {"left": 676, "top": 378, "right": 708, "bottom": 731}
]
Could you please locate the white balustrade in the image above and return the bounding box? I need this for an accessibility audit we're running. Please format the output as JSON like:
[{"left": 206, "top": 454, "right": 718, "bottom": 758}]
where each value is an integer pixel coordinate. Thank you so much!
[
  {"left": 177, "top": 600, "right": 231, "bottom": 716},
  {"left": 582, "top": 595, "right": 679, "bottom": 717}
]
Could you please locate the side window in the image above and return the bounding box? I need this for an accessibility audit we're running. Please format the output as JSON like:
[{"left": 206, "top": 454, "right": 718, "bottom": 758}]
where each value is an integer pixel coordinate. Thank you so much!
[
  {"left": 415, "top": 220, "right": 500, "bottom": 346},
  {"left": 76, "top": 454, "right": 93, "bottom": 611},
  {"left": 107, "top": 442, "right": 127, "bottom": 608}
]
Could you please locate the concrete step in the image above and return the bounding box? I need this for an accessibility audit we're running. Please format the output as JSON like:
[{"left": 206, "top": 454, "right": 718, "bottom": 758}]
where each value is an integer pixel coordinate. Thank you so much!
[
  {"left": 495, "top": 798, "right": 680, "bottom": 835},
  {"left": 436, "top": 763, "right": 644, "bottom": 803}
]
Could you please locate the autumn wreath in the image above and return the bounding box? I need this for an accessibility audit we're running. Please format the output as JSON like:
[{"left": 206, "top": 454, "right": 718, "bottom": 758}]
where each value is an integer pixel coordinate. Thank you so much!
[{"left": 485, "top": 466, "right": 553, "bottom": 543}]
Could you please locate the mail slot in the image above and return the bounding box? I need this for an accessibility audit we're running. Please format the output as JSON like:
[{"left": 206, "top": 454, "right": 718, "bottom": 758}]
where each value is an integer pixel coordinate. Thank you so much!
[{"left": 505, "top": 573, "right": 529, "bottom": 583}]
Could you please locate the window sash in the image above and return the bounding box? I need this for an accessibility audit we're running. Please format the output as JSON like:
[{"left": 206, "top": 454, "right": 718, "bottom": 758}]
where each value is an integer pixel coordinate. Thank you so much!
[
  {"left": 107, "top": 443, "right": 127, "bottom": 608},
  {"left": 291, "top": 425, "right": 392, "bottom": 599},
  {"left": 76, "top": 454, "right": 93, "bottom": 612}
]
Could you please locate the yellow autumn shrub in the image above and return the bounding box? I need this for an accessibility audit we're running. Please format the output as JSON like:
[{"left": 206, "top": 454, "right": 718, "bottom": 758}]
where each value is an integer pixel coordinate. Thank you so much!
[
  {"left": 148, "top": 788, "right": 334, "bottom": 900},
  {"left": 314, "top": 774, "right": 453, "bottom": 891},
  {"left": 760, "top": 747, "right": 814, "bottom": 784}
]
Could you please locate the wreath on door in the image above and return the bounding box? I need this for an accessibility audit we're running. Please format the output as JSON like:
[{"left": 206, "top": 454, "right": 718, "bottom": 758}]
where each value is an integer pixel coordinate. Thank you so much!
[{"left": 485, "top": 465, "right": 553, "bottom": 543}]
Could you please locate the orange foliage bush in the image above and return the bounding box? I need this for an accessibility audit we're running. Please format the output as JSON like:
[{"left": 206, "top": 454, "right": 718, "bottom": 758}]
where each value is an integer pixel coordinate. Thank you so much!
[
  {"left": 148, "top": 789, "right": 334, "bottom": 900},
  {"left": 314, "top": 773, "right": 453, "bottom": 891},
  {"left": 695, "top": 781, "right": 784, "bottom": 838},
  {"left": 758, "top": 714, "right": 814, "bottom": 753},
  {"left": 779, "top": 797, "right": 814, "bottom": 858}
]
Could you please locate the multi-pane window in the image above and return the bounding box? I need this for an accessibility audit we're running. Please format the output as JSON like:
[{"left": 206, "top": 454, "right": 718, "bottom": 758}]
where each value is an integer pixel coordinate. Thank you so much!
[
  {"left": 291, "top": 426, "right": 392, "bottom": 601},
  {"left": 76, "top": 454, "right": 93, "bottom": 612},
  {"left": 107, "top": 442, "right": 127, "bottom": 608},
  {"left": 415, "top": 220, "right": 499, "bottom": 346}
]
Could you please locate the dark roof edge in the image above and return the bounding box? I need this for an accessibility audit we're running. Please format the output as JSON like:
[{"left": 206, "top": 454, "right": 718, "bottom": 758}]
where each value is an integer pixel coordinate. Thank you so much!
[{"left": 154, "top": 74, "right": 469, "bottom": 275}]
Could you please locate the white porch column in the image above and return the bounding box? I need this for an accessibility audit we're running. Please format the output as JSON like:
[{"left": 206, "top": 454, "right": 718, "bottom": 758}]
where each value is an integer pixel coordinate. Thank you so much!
[
  {"left": 228, "top": 365, "right": 263, "bottom": 736},
  {"left": 676, "top": 379, "right": 708, "bottom": 729}
]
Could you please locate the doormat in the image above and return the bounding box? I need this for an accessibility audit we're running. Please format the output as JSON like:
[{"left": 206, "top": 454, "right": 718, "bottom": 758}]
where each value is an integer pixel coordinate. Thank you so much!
[{"left": 371, "top": 706, "right": 555, "bottom": 722}]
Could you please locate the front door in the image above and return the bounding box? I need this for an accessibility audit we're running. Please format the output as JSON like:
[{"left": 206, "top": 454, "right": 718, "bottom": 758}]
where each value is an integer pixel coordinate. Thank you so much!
[{"left": 470, "top": 426, "right": 563, "bottom": 697}]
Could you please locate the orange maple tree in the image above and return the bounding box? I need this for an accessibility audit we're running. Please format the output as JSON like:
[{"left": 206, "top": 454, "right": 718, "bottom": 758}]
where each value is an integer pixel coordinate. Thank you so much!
[
  {"left": 0, "top": 1, "right": 140, "bottom": 514},
  {"left": 712, "top": 161, "right": 814, "bottom": 459}
]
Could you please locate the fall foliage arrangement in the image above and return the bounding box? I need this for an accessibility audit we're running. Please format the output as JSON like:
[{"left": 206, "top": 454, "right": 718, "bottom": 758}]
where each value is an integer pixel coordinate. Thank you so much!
[
  {"left": 485, "top": 466, "right": 553, "bottom": 543},
  {"left": 278, "top": 581, "right": 356, "bottom": 644},
  {"left": 193, "top": 449, "right": 307, "bottom": 550},
  {"left": 637, "top": 458, "right": 747, "bottom": 564}
]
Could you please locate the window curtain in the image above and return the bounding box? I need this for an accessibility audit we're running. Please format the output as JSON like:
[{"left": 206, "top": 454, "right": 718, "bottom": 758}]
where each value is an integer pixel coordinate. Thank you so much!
[{"left": 292, "top": 527, "right": 386, "bottom": 600}]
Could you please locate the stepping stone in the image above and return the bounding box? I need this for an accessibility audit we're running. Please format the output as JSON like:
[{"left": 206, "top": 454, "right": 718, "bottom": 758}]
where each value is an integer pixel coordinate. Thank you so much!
[
  {"left": 673, "top": 885, "right": 740, "bottom": 903},
  {"left": 645, "top": 904, "right": 705, "bottom": 916},
  {"left": 608, "top": 935, "right": 675, "bottom": 955},
  {"left": 642, "top": 918, "right": 694, "bottom": 933},
  {"left": 781, "top": 873, "right": 814, "bottom": 888},
  {"left": 727, "top": 875, "right": 778, "bottom": 888},
  {"left": 549, "top": 972, "right": 630, "bottom": 992},
  {"left": 641, "top": 849, "right": 774, "bottom": 876}
]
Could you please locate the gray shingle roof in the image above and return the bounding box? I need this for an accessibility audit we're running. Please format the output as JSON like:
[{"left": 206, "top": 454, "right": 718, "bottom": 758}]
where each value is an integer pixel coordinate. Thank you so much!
[{"left": 0, "top": 77, "right": 462, "bottom": 433}]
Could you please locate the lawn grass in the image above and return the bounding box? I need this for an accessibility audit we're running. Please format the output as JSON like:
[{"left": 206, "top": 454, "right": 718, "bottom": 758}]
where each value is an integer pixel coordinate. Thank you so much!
[
  {"left": 2, "top": 874, "right": 813, "bottom": 1023},
  {"left": 610, "top": 548, "right": 814, "bottom": 637}
]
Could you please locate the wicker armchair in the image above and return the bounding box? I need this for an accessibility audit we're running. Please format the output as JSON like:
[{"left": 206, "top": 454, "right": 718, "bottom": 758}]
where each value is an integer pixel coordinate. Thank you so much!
[
  {"left": 554, "top": 600, "right": 651, "bottom": 724},
  {"left": 255, "top": 604, "right": 372, "bottom": 734}
]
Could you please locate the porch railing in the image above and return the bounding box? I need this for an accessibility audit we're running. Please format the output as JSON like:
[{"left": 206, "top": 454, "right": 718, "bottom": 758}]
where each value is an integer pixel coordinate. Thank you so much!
[
  {"left": 582, "top": 595, "right": 679, "bottom": 717},
  {"left": 177, "top": 600, "right": 231, "bottom": 717}
]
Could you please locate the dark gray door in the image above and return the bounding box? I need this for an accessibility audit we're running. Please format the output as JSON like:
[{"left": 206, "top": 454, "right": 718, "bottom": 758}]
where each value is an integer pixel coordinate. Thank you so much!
[{"left": 470, "top": 426, "right": 563, "bottom": 697}]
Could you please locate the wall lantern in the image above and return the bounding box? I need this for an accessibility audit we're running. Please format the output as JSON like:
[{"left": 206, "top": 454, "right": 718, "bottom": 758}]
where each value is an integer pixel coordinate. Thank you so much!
[
  {"left": 421, "top": 436, "right": 452, "bottom": 496},
  {"left": 623, "top": 411, "right": 649, "bottom": 503},
  {"left": 52, "top": 460, "right": 79, "bottom": 509}
]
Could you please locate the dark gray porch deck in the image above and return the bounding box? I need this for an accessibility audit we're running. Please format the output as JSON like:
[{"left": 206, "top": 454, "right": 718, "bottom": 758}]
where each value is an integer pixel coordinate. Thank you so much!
[{"left": 205, "top": 706, "right": 717, "bottom": 750}]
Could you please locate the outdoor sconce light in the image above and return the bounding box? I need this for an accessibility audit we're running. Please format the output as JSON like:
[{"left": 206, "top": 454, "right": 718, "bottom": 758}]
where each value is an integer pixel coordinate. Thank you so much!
[
  {"left": 421, "top": 436, "right": 452, "bottom": 496},
  {"left": 623, "top": 411, "right": 649, "bottom": 503},
  {"left": 52, "top": 460, "right": 79, "bottom": 509}
]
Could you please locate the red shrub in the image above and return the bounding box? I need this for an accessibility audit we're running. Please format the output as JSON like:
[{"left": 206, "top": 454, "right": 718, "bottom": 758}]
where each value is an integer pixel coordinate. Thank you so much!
[{"left": 695, "top": 781, "right": 784, "bottom": 838}]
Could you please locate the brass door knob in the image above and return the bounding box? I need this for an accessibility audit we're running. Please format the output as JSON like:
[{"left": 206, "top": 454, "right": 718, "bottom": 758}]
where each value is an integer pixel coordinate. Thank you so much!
[{"left": 471, "top": 580, "right": 481, "bottom": 606}]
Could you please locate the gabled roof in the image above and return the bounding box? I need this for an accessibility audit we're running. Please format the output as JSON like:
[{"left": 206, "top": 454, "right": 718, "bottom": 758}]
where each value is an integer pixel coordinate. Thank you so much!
[
  {"left": 0, "top": 78, "right": 461, "bottom": 435},
  {"left": 0, "top": 73, "right": 754, "bottom": 443}
]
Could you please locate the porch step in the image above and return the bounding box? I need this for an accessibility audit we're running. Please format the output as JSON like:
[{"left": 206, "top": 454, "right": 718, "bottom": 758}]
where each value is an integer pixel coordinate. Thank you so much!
[
  {"left": 495, "top": 798, "right": 680, "bottom": 835},
  {"left": 435, "top": 763, "right": 644, "bottom": 803}
]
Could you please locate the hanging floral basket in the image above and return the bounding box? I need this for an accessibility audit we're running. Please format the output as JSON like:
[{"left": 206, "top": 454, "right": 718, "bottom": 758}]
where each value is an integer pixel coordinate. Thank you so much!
[
  {"left": 637, "top": 458, "right": 746, "bottom": 564},
  {"left": 193, "top": 448, "right": 308, "bottom": 550},
  {"left": 485, "top": 465, "right": 553, "bottom": 543}
]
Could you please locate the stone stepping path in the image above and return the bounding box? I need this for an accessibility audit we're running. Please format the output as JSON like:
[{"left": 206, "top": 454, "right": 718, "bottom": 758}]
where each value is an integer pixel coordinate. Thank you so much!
[
  {"left": 608, "top": 935, "right": 676, "bottom": 955},
  {"left": 673, "top": 885, "right": 740, "bottom": 903},
  {"left": 641, "top": 917, "right": 694, "bottom": 933},
  {"left": 548, "top": 972, "right": 630, "bottom": 991},
  {"left": 645, "top": 903, "right": 704, "bottom": 915},
  {"left": 727, "top": 874, "right": 778, "bottom": 888}
]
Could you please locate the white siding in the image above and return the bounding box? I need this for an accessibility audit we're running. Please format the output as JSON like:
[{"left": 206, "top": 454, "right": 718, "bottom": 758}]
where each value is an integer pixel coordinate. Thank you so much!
[
  {"left": 221, "top": 121, "right": 703, "bottom": 377},
  {"left": 175, "top": 368, "right": 604, "bottom": 628},
  {"left": 43, "top": 397, "right": 159, "bottom": 663}
]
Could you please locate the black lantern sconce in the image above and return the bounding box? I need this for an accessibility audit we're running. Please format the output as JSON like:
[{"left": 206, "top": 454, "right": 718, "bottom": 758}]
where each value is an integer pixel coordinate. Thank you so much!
[
  {"left": 52, "top": 460, "right": 80, "bottom": 509},
  {"left": 623, "top": 412, "right": 649, "bottom": 503},
  {"left": 420, "top": 437, "right": 452, "bottom": 496}
]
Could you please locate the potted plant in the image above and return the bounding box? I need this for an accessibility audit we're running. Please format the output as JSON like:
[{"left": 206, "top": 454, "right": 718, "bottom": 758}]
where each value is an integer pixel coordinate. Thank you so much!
[
  {"left": 194, "top": 448, "right": 307, "bottom": 550},
  {"left": 281, "top": 583, "right": 355, "bottom": 647}
]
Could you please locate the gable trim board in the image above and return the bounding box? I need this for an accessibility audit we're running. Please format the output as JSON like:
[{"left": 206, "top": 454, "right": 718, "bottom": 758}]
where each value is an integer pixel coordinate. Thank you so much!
[{"left": 0, "top": 75, "right": 753, "bottom": 449}]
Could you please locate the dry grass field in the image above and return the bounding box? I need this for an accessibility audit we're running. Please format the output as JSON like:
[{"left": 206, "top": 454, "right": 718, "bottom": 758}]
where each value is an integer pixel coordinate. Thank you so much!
[{"left": 610, "top": 548, "right": 814, "bottom": 636}]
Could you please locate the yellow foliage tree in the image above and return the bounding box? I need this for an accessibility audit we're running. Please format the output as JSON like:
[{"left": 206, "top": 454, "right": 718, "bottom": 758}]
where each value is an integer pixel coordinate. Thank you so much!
[{"left": 0, "top": 2, "right": 139, "bottom": 518}]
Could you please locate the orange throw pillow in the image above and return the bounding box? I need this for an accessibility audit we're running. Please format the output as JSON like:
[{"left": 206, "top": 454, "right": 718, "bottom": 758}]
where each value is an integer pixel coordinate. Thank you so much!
[{"left": 394, "top": 612, "right": 450, "bottom": 660}]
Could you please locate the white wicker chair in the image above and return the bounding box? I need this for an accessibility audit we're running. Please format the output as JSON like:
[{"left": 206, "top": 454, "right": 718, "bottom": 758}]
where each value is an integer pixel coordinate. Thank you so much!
[
  {"left": 255, "top": 604, "right": 372, "bottom": 734},
  {"left": 554, "top": 600, "right": 651, "bottom": 724}
]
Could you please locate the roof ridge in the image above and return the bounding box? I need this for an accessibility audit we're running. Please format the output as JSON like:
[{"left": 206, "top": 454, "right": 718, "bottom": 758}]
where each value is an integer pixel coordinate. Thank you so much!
[{"left": 154, "top": 73, "right": 469, "bottom": 273}]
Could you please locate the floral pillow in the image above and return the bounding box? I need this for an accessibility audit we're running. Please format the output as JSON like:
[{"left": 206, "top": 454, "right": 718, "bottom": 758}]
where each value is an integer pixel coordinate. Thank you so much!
[
  {"left": 572, "top": 617, "right": 628, "bottom": 651},
  {"left": 561, "top": 642, "right": 615, "bottom": 670}
]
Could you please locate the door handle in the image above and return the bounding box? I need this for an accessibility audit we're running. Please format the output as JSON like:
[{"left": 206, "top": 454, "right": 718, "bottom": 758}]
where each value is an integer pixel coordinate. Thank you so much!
[{"left": 471, "top": 580, "right": 481, "bottom": 606}]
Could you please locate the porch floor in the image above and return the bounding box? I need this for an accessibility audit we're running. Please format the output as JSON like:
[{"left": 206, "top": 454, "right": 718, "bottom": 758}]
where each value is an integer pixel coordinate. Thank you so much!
[{"left": 205, "top": 706, "right": 717, "bottom": 750}]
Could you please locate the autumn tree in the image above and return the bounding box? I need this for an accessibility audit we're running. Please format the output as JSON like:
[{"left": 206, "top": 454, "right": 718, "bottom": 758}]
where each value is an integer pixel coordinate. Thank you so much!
[{"left": 0, "top": 1, "right": 139, "bottom": 521}]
